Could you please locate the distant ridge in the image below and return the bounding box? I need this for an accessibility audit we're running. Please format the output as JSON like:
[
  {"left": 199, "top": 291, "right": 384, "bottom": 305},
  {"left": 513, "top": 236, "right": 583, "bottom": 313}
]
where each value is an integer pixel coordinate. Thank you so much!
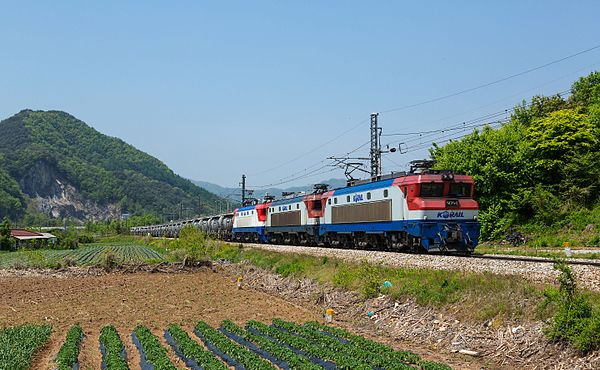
[{"left": 192, "top": 178, "right": 348, "bottom": 200}]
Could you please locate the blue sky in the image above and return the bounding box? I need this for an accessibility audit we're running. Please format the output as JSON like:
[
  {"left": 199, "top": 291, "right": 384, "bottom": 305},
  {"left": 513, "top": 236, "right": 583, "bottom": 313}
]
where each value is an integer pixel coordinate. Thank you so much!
[{"left": 1, "top": 1, "right": 600, "bottom": 189}]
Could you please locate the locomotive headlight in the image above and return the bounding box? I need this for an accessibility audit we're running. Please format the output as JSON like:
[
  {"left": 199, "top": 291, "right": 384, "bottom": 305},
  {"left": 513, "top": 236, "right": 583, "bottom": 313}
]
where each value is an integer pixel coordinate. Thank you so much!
[
  {"left": 473, "top": 215, "right": 478, "bottom": 221},
  {"left": 423, "top": 215, "right": 428, "bottom": 220}
]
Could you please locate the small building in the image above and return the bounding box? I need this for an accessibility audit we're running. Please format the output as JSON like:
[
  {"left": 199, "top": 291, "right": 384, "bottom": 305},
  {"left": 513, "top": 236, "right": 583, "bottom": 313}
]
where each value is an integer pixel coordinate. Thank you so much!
[{"left": 10, "top": 229, "right": 57, "bottom": 249}]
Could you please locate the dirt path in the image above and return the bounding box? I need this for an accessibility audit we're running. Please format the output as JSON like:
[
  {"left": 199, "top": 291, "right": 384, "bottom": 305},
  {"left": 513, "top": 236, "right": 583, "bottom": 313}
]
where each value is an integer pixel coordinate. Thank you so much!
[{"left": 0, "top": 270, "right": 320, "bottom": 368}]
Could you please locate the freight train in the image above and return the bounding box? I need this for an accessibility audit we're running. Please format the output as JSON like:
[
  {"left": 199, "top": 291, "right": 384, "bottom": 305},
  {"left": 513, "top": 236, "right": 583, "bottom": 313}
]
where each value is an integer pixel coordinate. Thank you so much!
[{"left": 131, "top": 163, "right": 481, "bottom": 254}]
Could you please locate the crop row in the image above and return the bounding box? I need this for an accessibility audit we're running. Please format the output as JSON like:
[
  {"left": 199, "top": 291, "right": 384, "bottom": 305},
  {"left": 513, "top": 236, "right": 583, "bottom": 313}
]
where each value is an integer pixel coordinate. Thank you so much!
[
  {"left": 221, "top": 319, "right": 322, "bottom": 370},
  {"left": 0, "top": 321, "right": 454, "bottom": 370},
  {"left": 56, "top": 324, "right": 83, "bottom": 370},
  {"left": 133, "top": 326, "right": 177, "bottom": 370},
  {"left": 304, "top": 321, "right": 451, "bottom": 370},
  {"left": 165, "top": 324, "right": 227, "bottom": 370},
  {"left": 100, "top": 325, "right": 129, "bottom": 370},
  {"left": 247, "top": 320, "right": 366, "bottom": 370},
  {"left": 0, "top": 324, "right": 51, "bottom": 370},
  {"left": 195, "top": 321, "right": 275, "bottom": 369},
  {"left": 57, "top": 245, "right": 163, "bottom": 265}
]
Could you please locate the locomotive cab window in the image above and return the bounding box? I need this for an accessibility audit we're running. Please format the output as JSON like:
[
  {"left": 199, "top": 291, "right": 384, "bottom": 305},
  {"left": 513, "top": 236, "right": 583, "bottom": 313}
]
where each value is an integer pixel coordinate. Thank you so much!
[
  {"left": 334, "top": 198, "right": 338, "bottom": 204},
  {"left": 347, "top": 195, "right": 350, "bottom": 202},
  {"left": 420, "top": 182, "right": 444, "bottom": 197},
  {"left": 383, "top": 189, "right": 388, "bottom": 198},
  {"left": 367, "top": 192, "right": 371, "bottom": 200},
  {"left": 328, "top": 199, "right": 331, "bottom": 205},
  {"left": 448, "top": 182, "right": 471, "bottom": 197},
  {"left": 312, "top": 200, "right": 322, "bottom": 210}
]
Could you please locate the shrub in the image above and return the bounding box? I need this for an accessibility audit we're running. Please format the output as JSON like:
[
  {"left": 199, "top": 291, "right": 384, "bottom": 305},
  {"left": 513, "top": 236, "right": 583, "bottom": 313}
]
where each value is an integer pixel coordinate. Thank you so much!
[
  {"left": 101, "top": 251, "right": 118, "bottom": 271},
  {"left": 78, "top": 234, "right": 95, "bottom": 244},
  {"left": 175, "top": 226, "right": 209, "bottom": 265},
  {"left": 545, "top": 261, "right": 600, "bottom": 352},
  {"left": 58, "top": 257, "right": 77, "bottom": 269}
]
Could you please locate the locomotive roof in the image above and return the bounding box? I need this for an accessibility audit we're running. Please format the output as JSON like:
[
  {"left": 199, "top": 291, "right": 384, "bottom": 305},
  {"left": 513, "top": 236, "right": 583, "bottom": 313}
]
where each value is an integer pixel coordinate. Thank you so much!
[{"left": 270, "top": 194, "right": 305, "bottom": 206}]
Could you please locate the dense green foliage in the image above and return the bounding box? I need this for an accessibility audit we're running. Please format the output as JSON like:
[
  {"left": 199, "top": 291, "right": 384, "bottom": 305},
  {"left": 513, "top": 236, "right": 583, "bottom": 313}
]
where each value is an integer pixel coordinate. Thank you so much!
[
  {"left": 167, "top": 324, "right": 227, "bottom": 370},
  {"left": 220, "top": 320, "right": 321, "bottom": 370},
  {"left": 431, "top": 72, "right": 600, "bottom": 241},
  {"left": 195, "top": 321, "right": 275, "bottom": 369},
  {"left": 56, "top": 324, "right": 83, "bottom": 370},
  {"left": 99, "top": 326, "right": 130, "bottom": 370},
  {"left": 0, "top": 324, "right": 52, "bottom": 370},
  {"left": 304, "top": 321, "right": 420, "bottom": 365},
  {"left": 246, "top": 320, "right": 371, "bottom": 370},
  {"left": 133, "top": 326, "right": 177, "bottom": 370},
  {"left": 544, "top": 262, "right": 600, "bottom": 353},
  {"left": 0, "top": 109, "right": 222, "bottom": 222},
  {"left": 303, "top": 321, "right": 450, "bottom": 370},
  {"left": 273, "top": 318, "right": 417, "bottom": 370},
  {"left": 0, "top": 217, "right": 12, "bottom": 250}
]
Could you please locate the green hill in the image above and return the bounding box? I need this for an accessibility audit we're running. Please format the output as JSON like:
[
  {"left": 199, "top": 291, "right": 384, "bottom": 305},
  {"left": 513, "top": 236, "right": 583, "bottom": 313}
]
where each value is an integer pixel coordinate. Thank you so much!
[{"left": 0, "top": 110, "right": 222, "bottom": 223}]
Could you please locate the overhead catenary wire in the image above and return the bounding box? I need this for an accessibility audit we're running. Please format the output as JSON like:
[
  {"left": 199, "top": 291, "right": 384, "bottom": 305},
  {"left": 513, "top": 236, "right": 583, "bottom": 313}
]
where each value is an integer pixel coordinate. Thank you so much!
[
  {"left": 381, "top": 87, "right": 573, "bottom": 152},
  {"left": 247, "top": 118, "right": 370, "bottom": 177},
  {"left": 378, "top": 44, "right": 600, "bottom": 114},
  {"left": 245, "top": 44, "right": 600, "bottom": 188},
  {"left": 252, "top": 85, "right": 571, "bottom": 189}
]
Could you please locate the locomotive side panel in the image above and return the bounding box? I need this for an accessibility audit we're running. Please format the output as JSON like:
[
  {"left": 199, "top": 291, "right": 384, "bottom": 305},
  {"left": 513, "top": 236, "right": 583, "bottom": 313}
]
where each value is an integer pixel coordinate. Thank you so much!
[{"left": 331, "top": 200, "right": 392, "bottom": 224}]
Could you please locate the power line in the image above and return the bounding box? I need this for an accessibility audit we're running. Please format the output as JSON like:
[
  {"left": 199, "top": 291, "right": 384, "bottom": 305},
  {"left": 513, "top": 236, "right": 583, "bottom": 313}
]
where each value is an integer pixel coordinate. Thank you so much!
[
  {"left": 248, "top": 118, "right": 369, "bottom": 177},
  {"left": 250, "top": 166, "right": 338, "bottom": 189},
  {"left": 246, "top": 44, "right": 600, "bottom": 187},
  {"left": 379, "top": 43, "right": 600, "bottom": 114},
  {"left": 382, "top": 87, "right": 573, "bottom": 150}
]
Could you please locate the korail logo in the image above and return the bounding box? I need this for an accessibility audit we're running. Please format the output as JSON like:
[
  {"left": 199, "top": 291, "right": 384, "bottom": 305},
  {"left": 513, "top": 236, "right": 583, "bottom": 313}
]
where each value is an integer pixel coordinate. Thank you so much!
[
  {"left": 437, "top": 211, "right": 465, "bottom": 219},
  {"left": 352, "top": 194, "right": 364, "bottom": 203}
]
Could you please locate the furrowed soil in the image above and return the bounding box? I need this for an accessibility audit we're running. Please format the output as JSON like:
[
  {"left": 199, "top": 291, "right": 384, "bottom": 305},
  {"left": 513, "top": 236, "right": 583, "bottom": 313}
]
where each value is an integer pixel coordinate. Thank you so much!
[
  {"left": 0, "top": 267, "right": 480, "bottom": 370},
  {"left": 0, "top": 270, "right": 320, "bottom": 369}
]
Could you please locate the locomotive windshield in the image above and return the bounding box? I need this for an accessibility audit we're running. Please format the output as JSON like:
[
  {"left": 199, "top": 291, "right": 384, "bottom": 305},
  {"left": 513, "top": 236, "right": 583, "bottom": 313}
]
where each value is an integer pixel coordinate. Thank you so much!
[
  {"left": 448, "top": 182, "right": 471, "bottom": 197},
  {"left": 420, "top": 182, "right": 444, "bottom": 197}
]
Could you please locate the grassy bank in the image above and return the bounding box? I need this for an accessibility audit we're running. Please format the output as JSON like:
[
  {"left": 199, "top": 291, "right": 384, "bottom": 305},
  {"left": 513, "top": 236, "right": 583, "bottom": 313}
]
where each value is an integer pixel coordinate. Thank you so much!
[{"left": 4, "top": 232, "right": 600, "bottom": 329}]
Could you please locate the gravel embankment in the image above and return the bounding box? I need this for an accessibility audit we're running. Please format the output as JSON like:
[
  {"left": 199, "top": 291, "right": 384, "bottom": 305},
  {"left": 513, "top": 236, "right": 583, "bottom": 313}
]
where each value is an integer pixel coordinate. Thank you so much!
[{"left": 237, "top": 243, "right": 600, "bottom": 291}]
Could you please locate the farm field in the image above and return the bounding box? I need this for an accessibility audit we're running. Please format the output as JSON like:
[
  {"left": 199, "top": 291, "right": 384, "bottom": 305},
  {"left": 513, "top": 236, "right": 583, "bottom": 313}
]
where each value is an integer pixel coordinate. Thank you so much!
[
  {"left": 3, "top": 319, "right": 452, "bottom": 370},
  {"left": 0, "top": 245, "right": 163, "bottom": 268},
  {"left": 0, "top": 270, "right": 472, "bottom": 369}
]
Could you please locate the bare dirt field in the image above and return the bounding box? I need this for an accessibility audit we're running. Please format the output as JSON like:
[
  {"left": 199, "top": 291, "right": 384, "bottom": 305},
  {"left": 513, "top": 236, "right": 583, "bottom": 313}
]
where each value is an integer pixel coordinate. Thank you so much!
[
  {"left": 0, "top": 267, "right": 488, "bottom": 370},
  {"left": 0, "top": 270, "right": 323, "bottom": 369}
]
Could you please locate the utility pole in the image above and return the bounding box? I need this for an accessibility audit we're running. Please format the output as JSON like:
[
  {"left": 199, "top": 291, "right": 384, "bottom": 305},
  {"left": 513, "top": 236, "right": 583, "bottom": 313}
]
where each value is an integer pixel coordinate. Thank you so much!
[
  {"left": 240, "top": 174, "right": 246, "bottom": 204},
  {"left": 370, "top": 113, "right": 382, "bottom": 178}
]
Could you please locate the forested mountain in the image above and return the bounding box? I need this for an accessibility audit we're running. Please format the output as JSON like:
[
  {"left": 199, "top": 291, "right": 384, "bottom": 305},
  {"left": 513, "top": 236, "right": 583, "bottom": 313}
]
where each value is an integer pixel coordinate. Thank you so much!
[
  {"left": 0, "top": 110, "right": 222, "bottom": 223},
  {"left": 432, "top": 72, "right": 600, "bottom": 243}
]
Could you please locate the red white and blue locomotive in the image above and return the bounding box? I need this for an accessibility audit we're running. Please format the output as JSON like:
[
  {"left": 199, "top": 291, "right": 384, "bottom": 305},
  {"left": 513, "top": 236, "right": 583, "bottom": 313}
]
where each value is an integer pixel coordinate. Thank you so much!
[
  {"left": 231, "top": 169, "right": 479, "bottom": 253},
  {"left": 132, "top": 164, "right": 481, "bottom": 254}
]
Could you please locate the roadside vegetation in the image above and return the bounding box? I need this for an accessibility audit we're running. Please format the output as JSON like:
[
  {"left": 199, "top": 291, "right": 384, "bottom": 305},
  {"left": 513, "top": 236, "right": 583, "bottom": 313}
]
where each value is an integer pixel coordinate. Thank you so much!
[
  {"left": 432, "top": 72, "right": 600, "bottom": 247},
  {"left": 543, "top": 262, "right": 600, "bottom": 352}
]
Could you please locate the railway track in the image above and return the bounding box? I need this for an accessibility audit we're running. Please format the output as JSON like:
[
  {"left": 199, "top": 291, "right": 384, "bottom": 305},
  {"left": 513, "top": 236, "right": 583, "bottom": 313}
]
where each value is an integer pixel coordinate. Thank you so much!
[
  {"left": 234, "top": 241, "right": 600, "bottom": 268},
  {"left": 467, "top": 253, "right": 600, "bottom": 267}
]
